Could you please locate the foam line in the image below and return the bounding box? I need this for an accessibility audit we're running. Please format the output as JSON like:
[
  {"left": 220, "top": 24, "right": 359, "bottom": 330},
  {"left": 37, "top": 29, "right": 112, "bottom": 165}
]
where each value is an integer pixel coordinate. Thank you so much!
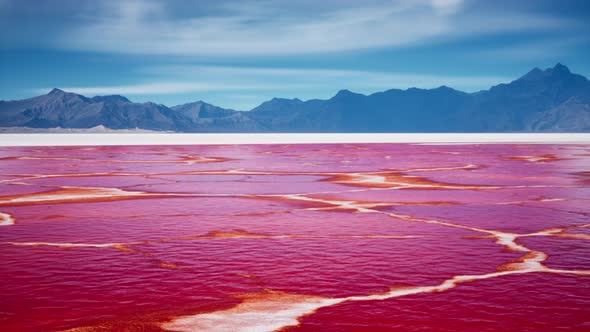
[
  {"left": 0, "top": 212, "right": 15, "bottom": 226},
  {"left": 4, "top": 241, "right": 130, "bottom": 249},
  {"left": 161, "top": 193, "right": 590, "bottom": 332}
]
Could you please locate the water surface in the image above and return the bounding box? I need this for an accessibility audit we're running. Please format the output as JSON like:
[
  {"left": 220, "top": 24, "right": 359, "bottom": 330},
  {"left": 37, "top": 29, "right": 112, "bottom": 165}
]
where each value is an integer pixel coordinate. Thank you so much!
[{"left": 0, "top": 143, "right": 589, "bottom": 331}]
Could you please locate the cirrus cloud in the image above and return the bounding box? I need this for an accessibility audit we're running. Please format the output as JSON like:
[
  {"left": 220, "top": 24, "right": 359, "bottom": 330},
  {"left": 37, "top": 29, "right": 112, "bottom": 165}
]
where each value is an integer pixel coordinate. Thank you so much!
[
  {"left": 36, "top": 65, "right": 512, "bottom": 110},
  {"left": 50, "top": 0, "right": 576, "bottom": 56}
]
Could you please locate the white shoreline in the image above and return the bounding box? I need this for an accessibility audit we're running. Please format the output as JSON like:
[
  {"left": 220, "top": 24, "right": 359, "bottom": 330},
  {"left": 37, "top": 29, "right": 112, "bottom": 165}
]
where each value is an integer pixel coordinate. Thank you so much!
[{"left": 0, "top": 133, "right": 589, "bottom": 146}]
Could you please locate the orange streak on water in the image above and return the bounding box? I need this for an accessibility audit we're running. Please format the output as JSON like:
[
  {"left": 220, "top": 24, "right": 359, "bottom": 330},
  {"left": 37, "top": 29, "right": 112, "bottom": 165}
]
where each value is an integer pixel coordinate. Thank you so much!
[{"left": 507, "top": 154, "right": 565, "bottom": 163}]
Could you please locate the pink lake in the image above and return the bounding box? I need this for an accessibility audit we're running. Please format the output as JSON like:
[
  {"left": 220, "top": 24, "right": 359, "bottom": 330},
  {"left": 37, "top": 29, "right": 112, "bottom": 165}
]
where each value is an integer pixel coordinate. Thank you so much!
[{"left": 0, "top": 143, "right": 589, "bottom": 331}]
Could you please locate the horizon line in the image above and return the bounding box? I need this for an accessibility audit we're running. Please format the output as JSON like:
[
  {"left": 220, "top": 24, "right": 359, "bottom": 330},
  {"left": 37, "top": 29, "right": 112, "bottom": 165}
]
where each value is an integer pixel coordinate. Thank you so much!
[{"left": 1, "top": 133, "right": 589, "bottom": 146}]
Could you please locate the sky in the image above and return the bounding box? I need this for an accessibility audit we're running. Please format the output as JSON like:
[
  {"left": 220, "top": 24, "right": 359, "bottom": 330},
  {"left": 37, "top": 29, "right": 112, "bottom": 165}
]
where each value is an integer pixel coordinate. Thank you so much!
[{"left": 1, "top": 0, "right": 589, "bottom": 110}]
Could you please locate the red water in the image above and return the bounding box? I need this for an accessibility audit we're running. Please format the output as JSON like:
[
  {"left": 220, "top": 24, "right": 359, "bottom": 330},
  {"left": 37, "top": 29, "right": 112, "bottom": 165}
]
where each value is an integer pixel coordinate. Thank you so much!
[{"left": 0, "top": 143, "right": 589, "bottom": 331}]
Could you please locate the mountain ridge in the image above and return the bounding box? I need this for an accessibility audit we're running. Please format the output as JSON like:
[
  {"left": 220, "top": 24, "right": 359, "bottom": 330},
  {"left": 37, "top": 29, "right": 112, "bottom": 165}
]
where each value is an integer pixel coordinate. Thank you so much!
[{"left": 1, "top": 63, "right": 589, "bottom": 132}]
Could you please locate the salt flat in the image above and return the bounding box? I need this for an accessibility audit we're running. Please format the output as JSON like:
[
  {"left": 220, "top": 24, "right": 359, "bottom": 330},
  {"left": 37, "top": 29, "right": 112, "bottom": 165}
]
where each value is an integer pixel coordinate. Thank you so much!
[{"left": 1, "top": 133, "right": 589, "bottom": 146}]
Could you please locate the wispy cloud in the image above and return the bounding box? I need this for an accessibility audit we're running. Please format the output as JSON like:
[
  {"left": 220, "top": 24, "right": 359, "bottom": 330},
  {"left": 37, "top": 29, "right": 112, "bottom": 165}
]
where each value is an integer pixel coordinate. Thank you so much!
[
  {"left": 52, "top": 0, "right": 576, "bottom": 56},
  {"left": 141, "top": 65, "right": 512, "bottom": 90},
  {"left": 430, "top": 0, "right": 463, "bottom": 15},
  {"left": 475, "top": 37, "right": 589, "bottom": 60},
  {"left": 36, "top": 81, "right": 304, "bottom": 96},
  {"left": 37, "top": 65, "right": 512, "bottom": 109},
  {"left": 41, "top": 66, "right": 512, "bottom": 96}
]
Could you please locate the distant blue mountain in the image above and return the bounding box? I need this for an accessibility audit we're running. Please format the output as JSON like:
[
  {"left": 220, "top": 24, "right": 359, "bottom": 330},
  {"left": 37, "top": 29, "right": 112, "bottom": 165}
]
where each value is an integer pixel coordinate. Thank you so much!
[{"left": 1, "top": 63, "right": 589, "bottom": 132}]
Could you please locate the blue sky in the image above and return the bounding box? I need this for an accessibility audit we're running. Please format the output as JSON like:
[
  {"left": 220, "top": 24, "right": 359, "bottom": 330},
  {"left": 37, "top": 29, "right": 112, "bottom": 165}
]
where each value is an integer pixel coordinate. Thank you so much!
[{"left": 1, "top": 0, "right": 589, "bottom": 110}]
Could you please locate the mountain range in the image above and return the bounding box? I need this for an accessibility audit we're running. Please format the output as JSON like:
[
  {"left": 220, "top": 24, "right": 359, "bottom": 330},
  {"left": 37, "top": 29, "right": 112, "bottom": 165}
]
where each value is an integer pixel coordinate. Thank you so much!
[{"left": 1, "top": 63, "right": 589, "bottom": 132}]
